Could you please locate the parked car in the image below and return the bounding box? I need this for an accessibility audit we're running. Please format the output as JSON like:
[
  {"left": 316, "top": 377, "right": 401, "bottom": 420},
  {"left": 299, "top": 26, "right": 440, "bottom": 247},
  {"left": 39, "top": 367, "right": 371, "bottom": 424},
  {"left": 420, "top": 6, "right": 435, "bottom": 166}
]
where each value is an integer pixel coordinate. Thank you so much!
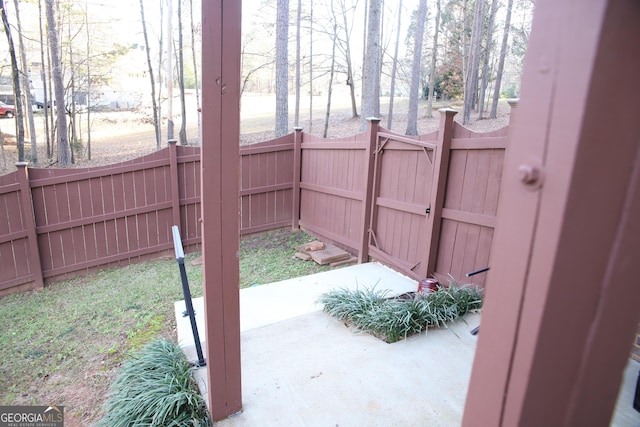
[{"left": 0, "top": 101, "right": 14, "bottom": 118}]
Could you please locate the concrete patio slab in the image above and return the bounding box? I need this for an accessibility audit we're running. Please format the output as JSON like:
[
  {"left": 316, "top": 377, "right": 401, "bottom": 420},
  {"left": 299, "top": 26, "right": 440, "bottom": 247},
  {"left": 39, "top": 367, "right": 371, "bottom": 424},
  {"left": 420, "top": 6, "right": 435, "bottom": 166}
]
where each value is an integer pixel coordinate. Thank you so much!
[{"left": 174, "top": 262, "right": 640, "bottom": 426}]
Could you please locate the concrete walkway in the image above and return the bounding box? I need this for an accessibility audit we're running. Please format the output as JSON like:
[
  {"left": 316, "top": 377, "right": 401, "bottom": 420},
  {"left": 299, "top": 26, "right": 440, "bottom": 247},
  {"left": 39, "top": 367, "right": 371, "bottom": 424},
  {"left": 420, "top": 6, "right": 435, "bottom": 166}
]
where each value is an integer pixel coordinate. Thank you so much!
[{"left": 174, "top": 262, "right": 640, "bottom": 426}]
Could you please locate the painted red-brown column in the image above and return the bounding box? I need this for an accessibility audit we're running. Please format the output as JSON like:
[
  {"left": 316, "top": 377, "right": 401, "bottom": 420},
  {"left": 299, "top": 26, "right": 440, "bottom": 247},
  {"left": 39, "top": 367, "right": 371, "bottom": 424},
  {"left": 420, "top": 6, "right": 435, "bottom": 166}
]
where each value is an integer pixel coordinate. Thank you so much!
[
  {"left": 425, "top": 109, "right": 456, "bottom": 276},
  {"left": 167, "top": 139, "right": 181, "bottom": 231},
  {"left": 358, "top": 117, "right": 380, "bottom": 263},
  {"left": 201, "top": 0, "right": 242, "bottom": 420},
  {"left": 292, "top": 127, "right": 303, "bottom": 230},
  {"left": 463, "top": 0, "right": 640, "bottom": 425},
  {"left": 16, "top": 162, "right": 44, "bottom": 290}
]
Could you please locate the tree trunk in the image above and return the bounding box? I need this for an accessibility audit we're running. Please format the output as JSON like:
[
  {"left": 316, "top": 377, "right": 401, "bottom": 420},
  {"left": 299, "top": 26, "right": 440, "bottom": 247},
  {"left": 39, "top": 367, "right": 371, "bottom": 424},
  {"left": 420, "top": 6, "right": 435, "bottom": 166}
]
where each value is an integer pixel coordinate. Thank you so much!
[
  {"left": 67, "top": 17, "right": 78, "bottom": 164},
  {"left": 360, "top": 0, "right": 381, "bottom": 131},
  {"left": 189, "top": 0, "right": 201, "bottom": 145},
  {"left": 308, "top": 1, "right": 313, "bottom": 131},
  {"left": 45, "top": 0, "right": 71, "bottom": 166},
  {"left": 166, "top": 0, "right": 174, "bottom": 140},
  {"left": 1, "top": 0, "right": 25, "bottom": 162},
  {"left": 425, "top": 0, "right": 441, "bottom": 118},
  {"left": 405, "top": 0, "right": 427, "bottom": 136},
  {"left": 140, "top": 0, "right": 161, "bottom": 149},
  {"left": 38, "top": 0, "right": 51, "bottom": 159},
  {"left": 157, "top": 0, "right": 164, "bottom": 145},
  {"left": 324, "top": 1, "right": 337, "bottom": 138},
  {"left": 339, "top": 0, "right": 358, "bottom": 119},
  {"left": 294, "top": 0, "right": 301, "bottom": 127},
  {"left": 275, "top": 0, "right": 289, "bottom": 137},
  {"left": 490, "top": 0, "right": 513, "bottom": 119},
  {"left": 13, "top": 0, "right": 38, "bottom": 164},
  {"left": 463, "top": 0, "right": 485, "bottom": 125},
  {"left": 478, "top": 0, "right": 498, "bottom": 119},
  {"left": 387, "top": 0, "right": 402, "bottom": 129},
  {"left": 85, "top": 3, "right": 91, "bottom": 160},
  {"left": 178, "top": 0, "right": 188, "bottom": 145}
]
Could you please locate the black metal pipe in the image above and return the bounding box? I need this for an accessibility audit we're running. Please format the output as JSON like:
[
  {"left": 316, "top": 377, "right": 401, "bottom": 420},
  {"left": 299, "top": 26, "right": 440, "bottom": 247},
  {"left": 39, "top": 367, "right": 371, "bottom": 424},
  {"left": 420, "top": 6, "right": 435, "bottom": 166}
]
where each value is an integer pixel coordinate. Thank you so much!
[
  {"left": 178, "top": 257, "right": 206, "bottom": 367},
  {"left": 467, "top": 267, "right": 490, "bottom": 277}
]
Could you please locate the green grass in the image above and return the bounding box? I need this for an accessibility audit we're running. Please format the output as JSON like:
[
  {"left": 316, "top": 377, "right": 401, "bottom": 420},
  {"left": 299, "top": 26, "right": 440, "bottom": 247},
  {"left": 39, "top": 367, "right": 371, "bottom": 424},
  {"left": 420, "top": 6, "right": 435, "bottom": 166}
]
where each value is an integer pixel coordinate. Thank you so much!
[
  {"left": 318, "top": 281, "right": 483, "bottom": 343},
  {"left": 98, "top": 339, "right": 211, "bottom": 427},
  {"left": 0, "top": 228, "right": 330, "bottom": 424},
  {"left": 239, "top": 229, "right": 334, "bottom": 287}
]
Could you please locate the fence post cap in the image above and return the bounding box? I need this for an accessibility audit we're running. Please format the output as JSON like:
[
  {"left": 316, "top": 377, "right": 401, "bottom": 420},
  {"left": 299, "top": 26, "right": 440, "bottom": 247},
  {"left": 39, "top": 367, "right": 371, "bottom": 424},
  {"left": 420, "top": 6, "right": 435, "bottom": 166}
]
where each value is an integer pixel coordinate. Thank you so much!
[
  {"left": 366, "top": 117, "right": 381, "bottom": 122},
  {"left": 15, "top": 162, "right": 28, "bottom": 168},
  {"left": 293, "top": 127, "right": 303, "bottom": 131},
  {"left": 438, "top": 108, "right": 458, "bottom": 115},
  {"left": 167, "top": 139, "right": 178, "bottom": 145},
  {"left": 507, "top": 98, "right": 520, "bottom": 108}
]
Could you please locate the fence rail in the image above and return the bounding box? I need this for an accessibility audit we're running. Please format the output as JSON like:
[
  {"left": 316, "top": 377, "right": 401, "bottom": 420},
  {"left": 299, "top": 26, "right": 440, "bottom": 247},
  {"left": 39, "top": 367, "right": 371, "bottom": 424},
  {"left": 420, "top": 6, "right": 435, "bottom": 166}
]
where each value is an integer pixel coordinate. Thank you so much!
[{"left": 0, "top": 109, "right": 511, "bottom": 296}]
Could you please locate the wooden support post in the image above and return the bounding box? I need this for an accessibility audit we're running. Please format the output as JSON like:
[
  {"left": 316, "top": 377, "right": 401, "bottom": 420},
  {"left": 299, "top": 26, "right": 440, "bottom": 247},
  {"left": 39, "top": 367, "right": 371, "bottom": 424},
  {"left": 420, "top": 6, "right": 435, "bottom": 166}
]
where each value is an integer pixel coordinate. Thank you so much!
[
  {"left": 201, "top": 0, "right": 242, "bottom": 420},
  {"left": 168, "top": 139, "right": 181, "bottom": 230},
  {"left": 15, "top": 162, "right": 44, "bottom": 290},
  {"left": 425, "top": 109, "right": 457, "bottom": 277},
  {"left": 292, "top": 127, "right": 303, "bottom": 230},
  {"left": 358, "top": 117, "right": 380, "bottom": 264}
]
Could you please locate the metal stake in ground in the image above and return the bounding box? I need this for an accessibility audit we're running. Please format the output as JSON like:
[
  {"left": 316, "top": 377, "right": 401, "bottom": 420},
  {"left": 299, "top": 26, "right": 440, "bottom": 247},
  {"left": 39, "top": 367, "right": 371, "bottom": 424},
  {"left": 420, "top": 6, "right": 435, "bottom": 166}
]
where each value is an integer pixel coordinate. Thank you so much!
[{"left": 172, "top": 225, "right": 206, "bottom": 367}]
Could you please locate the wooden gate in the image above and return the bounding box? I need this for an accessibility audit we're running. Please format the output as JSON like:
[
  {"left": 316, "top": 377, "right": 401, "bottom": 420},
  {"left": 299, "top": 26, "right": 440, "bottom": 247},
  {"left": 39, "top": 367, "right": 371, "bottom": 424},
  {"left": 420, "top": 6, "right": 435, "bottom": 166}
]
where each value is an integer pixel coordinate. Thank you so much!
[{"left": 368, "top": 130, "right": 438, "bottom": 279}]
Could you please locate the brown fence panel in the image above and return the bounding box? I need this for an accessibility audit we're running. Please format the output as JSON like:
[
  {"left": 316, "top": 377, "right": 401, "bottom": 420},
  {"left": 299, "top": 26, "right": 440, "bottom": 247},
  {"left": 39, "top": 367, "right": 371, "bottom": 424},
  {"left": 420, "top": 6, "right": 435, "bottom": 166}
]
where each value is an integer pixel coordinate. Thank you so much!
[
  {"left": 28, "top": 149, "right": 176, "bottom": 282},
  {"left": 433, "top": 123, "right": 508, "bottom": 286},
  {"left": 0, "top": 169, "right": 40, "bottom": 294},
  {"left": 176, "top": 146, "right": 202, "bottom": 248},
  {"left": 298, "top": 131, "right": 368, "bottom": 252},
  {"left": 239, "top": 134, "right": 295, "bottom": 235}
]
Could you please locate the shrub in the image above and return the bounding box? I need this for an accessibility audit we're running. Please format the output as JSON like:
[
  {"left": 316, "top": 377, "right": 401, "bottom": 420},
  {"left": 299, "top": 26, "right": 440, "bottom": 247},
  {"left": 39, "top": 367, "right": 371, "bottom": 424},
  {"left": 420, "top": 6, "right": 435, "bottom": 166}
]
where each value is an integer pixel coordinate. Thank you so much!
[
  {"left": 99, "top": 339, "right": 211, "bottom": 427},
  {"left": 318, "top": 282, "right": 482, "bottom": 343}
]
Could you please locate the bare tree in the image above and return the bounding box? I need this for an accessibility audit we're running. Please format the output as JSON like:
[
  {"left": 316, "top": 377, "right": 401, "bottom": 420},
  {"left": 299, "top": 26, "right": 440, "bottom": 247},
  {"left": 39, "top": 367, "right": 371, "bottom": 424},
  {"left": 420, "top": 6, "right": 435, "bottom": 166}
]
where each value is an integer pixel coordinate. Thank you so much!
[
  {"left": 158, "top": 0, "right": 164, "bottom": 145},
  {"left": 425, "top": 0, "right": 441, "bottom": 118},
  {"left": 189, "top": 0, "right": 201, "bottom": 144},
  {"left": 166, "top": 0, "right": 174, "bottom": 140},
  {"left": 463, "top": 0, "right": 485, "bottom": 124},
  {"left": 178, "top": 0, "right": 188, "bottom": 145},
  {"left": 360, "top": 0, "right": 381, "bottom": 130},
  {"left": 38, "top": 0, "right": 51, "bottom": 159},
  {"left": 324, "top": 0, "right": 338, "bottom": 138},
  {"left": 338, "top": 0, "right": 359, "bottom": 119},
  {"left": 275, "top": 0, "right": 289, "bottom": 137},
  {"left": 45, "top": 0, "right": 71, "bottom": 166},
  {"left": 490, "top": 0, "right": 513, "bottom": 119},
  {"left": 294, "top": 0, "right": 302, "bottom": 127},
  {"left": 308, "top": 1, "right": 313, "bottom": 130},
  {"left": 12, "top": 0, "right": 38, "bottom": 163},
  {"left": 405, "top": 0, "right": 427, "bottom": 136},
  {"left": 478, "top": 0, "right": 498, "bottom": 119},
  {"left": 140, "top": 0, "right": 161, "bottom": 149},
  {"left": 1, "top": 0, "right": 25, "bottom": 162},
  {"left": 387, "top": 0, "right": 402, "bottom": 129},
  {"left": 85, "top": 2, "right": 91, "bottom": 160}
]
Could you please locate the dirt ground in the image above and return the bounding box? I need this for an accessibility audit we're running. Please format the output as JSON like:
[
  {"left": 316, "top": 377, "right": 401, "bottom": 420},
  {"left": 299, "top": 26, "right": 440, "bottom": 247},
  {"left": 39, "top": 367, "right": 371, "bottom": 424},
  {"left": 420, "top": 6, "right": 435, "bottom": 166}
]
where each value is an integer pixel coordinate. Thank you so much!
[{"left": 0, "top": 96, "right": 512, "bottom": 176}]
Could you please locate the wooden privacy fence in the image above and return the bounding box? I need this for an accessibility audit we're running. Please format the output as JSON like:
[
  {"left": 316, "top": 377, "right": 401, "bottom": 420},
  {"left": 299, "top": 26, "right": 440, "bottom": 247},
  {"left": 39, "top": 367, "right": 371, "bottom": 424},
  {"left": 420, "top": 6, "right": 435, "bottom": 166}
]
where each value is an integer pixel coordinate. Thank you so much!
[
  {"left": 297, "top": 111, "right": 509, "bottom": 285},
  {"left": 0, "top": 109, "right": 510, "bottom": 296}
]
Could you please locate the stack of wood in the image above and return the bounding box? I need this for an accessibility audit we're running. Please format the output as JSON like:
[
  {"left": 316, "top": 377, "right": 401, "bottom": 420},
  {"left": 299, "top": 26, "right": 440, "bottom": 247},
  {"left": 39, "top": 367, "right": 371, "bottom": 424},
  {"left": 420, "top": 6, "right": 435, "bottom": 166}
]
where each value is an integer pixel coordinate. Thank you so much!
[{"left": 294, "top": 240, "right": 357, "bottom": 267}]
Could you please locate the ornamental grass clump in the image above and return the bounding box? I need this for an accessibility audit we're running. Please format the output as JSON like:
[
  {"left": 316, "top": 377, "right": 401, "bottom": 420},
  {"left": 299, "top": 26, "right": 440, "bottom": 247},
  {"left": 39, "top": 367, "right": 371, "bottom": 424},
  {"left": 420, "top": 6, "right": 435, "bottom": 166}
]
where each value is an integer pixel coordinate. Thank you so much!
[
  {"left": 318, "top": 281, "right": 482, "bottom": 343},
  {"left": 99, "top": 339, "right": 211, "bottom": 427}
]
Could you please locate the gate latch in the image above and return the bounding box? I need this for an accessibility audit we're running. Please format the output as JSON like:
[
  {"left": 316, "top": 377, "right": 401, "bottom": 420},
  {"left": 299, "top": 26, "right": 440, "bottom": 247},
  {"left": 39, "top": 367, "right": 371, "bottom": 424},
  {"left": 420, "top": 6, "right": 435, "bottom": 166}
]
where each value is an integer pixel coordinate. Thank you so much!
[{"left": 425, "top": 207, "right": 431, "bottom": 214}]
